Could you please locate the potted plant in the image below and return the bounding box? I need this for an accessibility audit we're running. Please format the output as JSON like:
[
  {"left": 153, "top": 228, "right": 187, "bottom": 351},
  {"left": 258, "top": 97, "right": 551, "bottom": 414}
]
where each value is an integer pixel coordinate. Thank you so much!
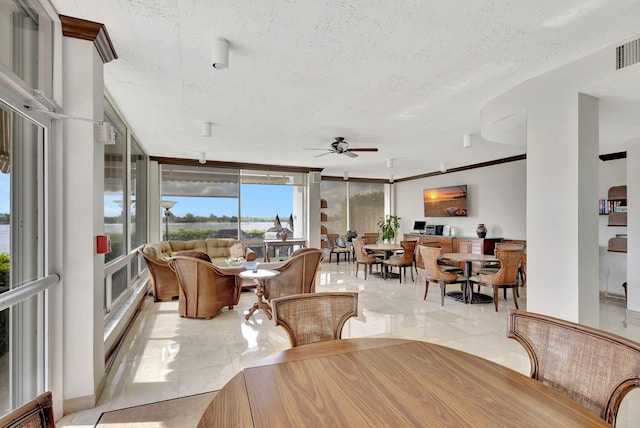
[{"left": 377, "top": 215, "right": 401, "bottom": 243}]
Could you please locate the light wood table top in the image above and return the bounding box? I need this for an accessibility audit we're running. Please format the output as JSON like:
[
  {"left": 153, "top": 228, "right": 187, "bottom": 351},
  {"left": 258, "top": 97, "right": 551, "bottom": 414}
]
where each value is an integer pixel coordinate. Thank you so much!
[
  {"left": 362, "top": 242, "right": 403, "bottom": 252},
  {"left": 197, "top": 338, "right": 607, "bottom": 427}
]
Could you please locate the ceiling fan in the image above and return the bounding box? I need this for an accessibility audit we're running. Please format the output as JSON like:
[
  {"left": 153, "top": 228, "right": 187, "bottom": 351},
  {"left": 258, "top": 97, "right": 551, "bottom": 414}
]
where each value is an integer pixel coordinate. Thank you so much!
[{"left": 305, "top": 137, "right": 379, "bottom": 158}]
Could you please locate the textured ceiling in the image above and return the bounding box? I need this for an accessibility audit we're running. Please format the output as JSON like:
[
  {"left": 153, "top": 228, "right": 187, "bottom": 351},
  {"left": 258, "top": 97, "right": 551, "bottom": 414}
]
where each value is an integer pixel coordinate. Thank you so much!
[{"left": 51, "top": 0, "right": 640, "bottom": 179}]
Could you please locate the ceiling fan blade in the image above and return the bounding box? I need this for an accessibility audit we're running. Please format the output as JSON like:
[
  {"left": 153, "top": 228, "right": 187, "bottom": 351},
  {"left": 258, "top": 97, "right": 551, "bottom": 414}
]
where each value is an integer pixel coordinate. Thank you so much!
[
  {"left": 348, "top": 148, "right": 378, "bottom": 152},
  {"left": 314, "top": 152, "right": 333, "bottom": 158},
  {"left": 344, "top": 151, "right": 359, "bottom": 158},
  {"left": 304, "top": 148, "right": 331, "bottom": 151}
]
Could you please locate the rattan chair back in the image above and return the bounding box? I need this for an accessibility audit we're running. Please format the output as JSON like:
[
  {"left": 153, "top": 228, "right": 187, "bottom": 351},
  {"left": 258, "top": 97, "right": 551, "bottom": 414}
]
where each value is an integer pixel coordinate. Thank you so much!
[
  {"left": 138, "top": 248, "right": 180, "bottom": 301},
  {"left": 0, "top": 391, "right": 55, "bottom": 427},
  {"left": 168, "top": 256, "right": 240, "bottom": 319},
  {"left": 387, "top": 240, "right": 417, "bottom": 266},
  {"left": 494, "top": 242, "right": 525, "bottom": 251},
  {"left": 263, "top": 248, "right": 324, "bottom": 300},
  {"left": 478, "top": 248, "right": 522, "bottom": 285},
  {"left": 507, "top": 309, "right": 640, "bottom": 426},
  {"left": 272, "top": 292, "right": 358, "bottom": 347},
  {"left": 363, "top": 233, "right": 379, "bottom": 245},
  {"left": 352, "top": 238, "right": 378, "bottom": 263},
  {"left": 420, "top": 245, "right": 458, "bottom": 282}
]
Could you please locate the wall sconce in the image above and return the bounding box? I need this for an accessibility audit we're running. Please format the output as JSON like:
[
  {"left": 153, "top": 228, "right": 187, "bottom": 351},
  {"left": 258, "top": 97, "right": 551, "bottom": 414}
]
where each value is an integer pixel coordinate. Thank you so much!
[
  {"left": 463, "top": 134, "right": 472, "bottom": 148},
  {"left": 199, "top": 152, "right": 207, "bottom": 164},
  {"left": 201, "top": 122, "right": 212, "bottom": 137},
  {"left": 389, "top": 174, "right": 394, "bottom": 183},
  {"left": 212, "top": 38, "right": 229, "bottom": 69},
  {"left": 343, "top": 171, "right": 349, "bottom": 181},
  {"left": 387, "top": 158, "right": 394, "bottom": 168}
]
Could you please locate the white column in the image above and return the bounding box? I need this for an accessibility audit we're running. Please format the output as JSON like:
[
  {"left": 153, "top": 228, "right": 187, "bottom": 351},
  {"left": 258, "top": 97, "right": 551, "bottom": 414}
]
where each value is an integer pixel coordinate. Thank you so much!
[
  {"left": 61, "top": 36, "right": 105, "bottom": 412},
  {"left": 481, "top": 53, "right": 606, "bottom": 324},
  {"left": 627, "top": 140, "right": 640, "bottom": 323},
  {"left": 307, "top": 174, "right": 321, "bottom": 248}
]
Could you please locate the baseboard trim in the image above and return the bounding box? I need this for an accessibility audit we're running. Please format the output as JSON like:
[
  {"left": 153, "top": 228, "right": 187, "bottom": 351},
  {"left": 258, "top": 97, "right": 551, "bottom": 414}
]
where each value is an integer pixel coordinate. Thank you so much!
[
  {"left": 63, "top": 394, "right": 96, "bottom": 415},
  {"left": 626, "top": 309, "right": 640, "bottom": 326}
]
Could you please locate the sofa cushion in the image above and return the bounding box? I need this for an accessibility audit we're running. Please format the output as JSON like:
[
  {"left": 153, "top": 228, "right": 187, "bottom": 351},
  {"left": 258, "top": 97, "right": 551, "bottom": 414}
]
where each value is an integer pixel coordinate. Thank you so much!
[
  {"left": 206, "top": 238, "right": 239, "bottom": 259},
  {"left": 177, "top": 251, "right": 212, "bottom": 263},
  {"left": 169, "top": 240, "right": 207, "bottom": 254},
  {"left": 229, "top": 242, "right": 247, "bottom": 259}
]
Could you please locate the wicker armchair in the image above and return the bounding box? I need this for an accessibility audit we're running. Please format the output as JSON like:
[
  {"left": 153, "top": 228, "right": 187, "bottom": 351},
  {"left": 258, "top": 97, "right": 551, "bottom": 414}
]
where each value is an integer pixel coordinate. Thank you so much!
[
  {"left": 263, "top": 248, "right": 324, "bottom": 301},
  {"left": 383, "top": 240, "right": 417, "bottom": 283},
  {"left": 469, "top": 247, "right": 523, "bottom": 311},
  {"left": 352, "top": 238, "right": 382, "bottom": 280},
  {"left": 168, "top": 256, "right": 240, "bottom": 319},
  {"left": 272, "top": 292, "right": 358, "bottom": 347},
  {"left": 419, "top": 245, "right": 467, "bottom": 305},
  {"left": 507, "top": 309, "right": 640, "bottom": 426},
  {"left": 138, "top": 248, "right": 180, "bottom": 301},
  {"left": 0, "top": 391, "right": 55, "bottom": 427}
]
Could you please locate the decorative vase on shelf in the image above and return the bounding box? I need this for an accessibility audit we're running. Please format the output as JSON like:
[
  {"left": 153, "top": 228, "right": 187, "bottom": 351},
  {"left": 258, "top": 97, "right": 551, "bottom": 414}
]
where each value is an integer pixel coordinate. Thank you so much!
[
  {"left": 476, "top": 224, "right": 487, "bottom": 238},
  {"left": 280, "top": 230, "right": 288, "bottom": 241}
]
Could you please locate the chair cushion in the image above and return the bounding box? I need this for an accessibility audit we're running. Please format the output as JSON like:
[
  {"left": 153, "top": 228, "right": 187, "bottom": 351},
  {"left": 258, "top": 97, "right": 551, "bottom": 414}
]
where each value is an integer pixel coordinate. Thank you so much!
[
  {"left": 477, "top": 268, "right": 499, "bottom": 275},
  {"left": 177, "top": 251, "right": 212, "bottom": 263}
]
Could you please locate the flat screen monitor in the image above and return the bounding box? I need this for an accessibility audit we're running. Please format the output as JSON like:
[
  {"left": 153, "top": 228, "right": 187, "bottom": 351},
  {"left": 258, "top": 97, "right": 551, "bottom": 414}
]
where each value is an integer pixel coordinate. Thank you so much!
[
  {"left": 423, "top": 185, "right": 468, "bottom": 217},
  {"left": 413, "top": 221, "right": 426, "bottom": 231}
]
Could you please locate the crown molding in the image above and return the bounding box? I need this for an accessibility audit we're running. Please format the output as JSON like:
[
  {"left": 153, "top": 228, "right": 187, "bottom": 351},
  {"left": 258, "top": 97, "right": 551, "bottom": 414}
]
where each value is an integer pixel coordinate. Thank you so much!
[{"left": 60, "top": 15, "right": 118, "bottom": 63}]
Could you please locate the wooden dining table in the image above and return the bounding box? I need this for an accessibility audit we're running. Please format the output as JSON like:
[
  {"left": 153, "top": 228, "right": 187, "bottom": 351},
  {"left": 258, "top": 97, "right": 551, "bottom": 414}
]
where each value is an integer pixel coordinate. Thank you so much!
[
  {"left": 197, "top": 338, "right": 607, "bottom": 427},
  {"left": 363, "top": 242, "right": 403, "bottom": 278}
]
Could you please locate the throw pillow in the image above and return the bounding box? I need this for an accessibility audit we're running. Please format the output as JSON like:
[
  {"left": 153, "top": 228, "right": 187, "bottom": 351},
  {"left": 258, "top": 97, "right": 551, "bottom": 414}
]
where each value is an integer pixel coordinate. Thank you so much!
[
  {"left": 229, "top": 242, "right": 246, "bottom": 258},
  {"left": 177, "top": 251, "right": 211, "bottom": 263}
]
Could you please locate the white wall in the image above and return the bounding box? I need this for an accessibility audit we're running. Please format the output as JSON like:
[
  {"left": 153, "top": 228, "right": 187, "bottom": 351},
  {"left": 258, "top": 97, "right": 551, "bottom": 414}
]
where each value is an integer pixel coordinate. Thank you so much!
[
  {"left": 395, "top": 160, "right": 526, "bottom": 240},
  {"left": 598, "top": 157, "right": 627, "bottom": 296}
]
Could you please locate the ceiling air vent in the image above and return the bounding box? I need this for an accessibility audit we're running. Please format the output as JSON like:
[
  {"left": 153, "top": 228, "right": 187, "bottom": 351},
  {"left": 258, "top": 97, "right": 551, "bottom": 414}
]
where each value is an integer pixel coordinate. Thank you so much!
[{"left": 616, "top": 38, "right": 640, "bottom": 70}]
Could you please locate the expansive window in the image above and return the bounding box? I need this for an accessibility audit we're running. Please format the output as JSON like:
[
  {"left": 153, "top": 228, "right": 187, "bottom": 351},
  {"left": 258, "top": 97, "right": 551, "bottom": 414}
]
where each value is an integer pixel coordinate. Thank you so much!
[
  {"left": 320, "top": 180, "right": 384, "bottom": 236},
  {"left": 349, "top": 182, "right": 385, "bottom": 233},
  {"left": 160, "top": 165, "right": 307, "bottom": 259},
  {"left": 0, "top": 0, "right": 53, "bottom": 97},
  {"left": 104, "top": 99, "right": 127, "bottom": 264},
  {"left": 103, "top": 98, "right": 148, "bottom": 316},
  {"left": 0, "top": 1, "right": 56, "bottom": 418},
  {"left": 129, "top": 136, "right": 146, "bottom": 281},
  {"left": 0, "top": 98, "right": 50, "bottom": 416}
]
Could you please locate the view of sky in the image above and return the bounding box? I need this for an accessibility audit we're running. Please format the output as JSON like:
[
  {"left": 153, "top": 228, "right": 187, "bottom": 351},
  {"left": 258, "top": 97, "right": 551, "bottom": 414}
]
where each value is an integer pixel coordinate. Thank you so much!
[
  {"left": 0, "top": 173, "right": 8, "bottom": 213},
  {"left": 1, "top": 171, "right": 295, "bottom": 220},
  {"left": 105, "top": 184, "right": 294, "bottom": 218}
]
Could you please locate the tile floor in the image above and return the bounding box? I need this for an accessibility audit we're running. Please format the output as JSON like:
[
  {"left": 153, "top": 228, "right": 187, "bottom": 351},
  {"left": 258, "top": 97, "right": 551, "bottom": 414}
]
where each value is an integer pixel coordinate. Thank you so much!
[{"left": 59, "top": 261, "right": 640, "bottom": 427}]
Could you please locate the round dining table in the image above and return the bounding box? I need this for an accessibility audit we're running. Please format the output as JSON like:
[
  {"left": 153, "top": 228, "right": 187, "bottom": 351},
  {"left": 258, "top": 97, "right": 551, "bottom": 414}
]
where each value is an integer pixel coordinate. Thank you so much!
[
  {"left": 441, "top": 252, "right": 500, "bottom": 304},
  {"left": 197, "top": 338, "right": 607, "bottom": 427},
  {"left": 362, "top": 243, "right": 403, "bottom": 278}
]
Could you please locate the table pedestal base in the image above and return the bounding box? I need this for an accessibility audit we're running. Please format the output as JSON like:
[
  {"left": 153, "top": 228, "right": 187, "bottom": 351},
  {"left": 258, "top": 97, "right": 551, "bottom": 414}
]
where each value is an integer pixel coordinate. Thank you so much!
[
  {"left": 445, "top": 291, "right": 493, "bottom": 304},
  {"left": 245, "top": 297, "right": 272, "bottom": 320}
]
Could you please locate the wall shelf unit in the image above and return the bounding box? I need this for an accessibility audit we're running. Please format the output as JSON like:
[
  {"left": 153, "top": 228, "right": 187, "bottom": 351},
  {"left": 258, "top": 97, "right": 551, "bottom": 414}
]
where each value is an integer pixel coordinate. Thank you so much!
[
  {"left": 605, "top": 185, "right": 627, "bottom": 253},
  {"left": 320, "top": 199, "right": 328, "bottom": 248}
]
